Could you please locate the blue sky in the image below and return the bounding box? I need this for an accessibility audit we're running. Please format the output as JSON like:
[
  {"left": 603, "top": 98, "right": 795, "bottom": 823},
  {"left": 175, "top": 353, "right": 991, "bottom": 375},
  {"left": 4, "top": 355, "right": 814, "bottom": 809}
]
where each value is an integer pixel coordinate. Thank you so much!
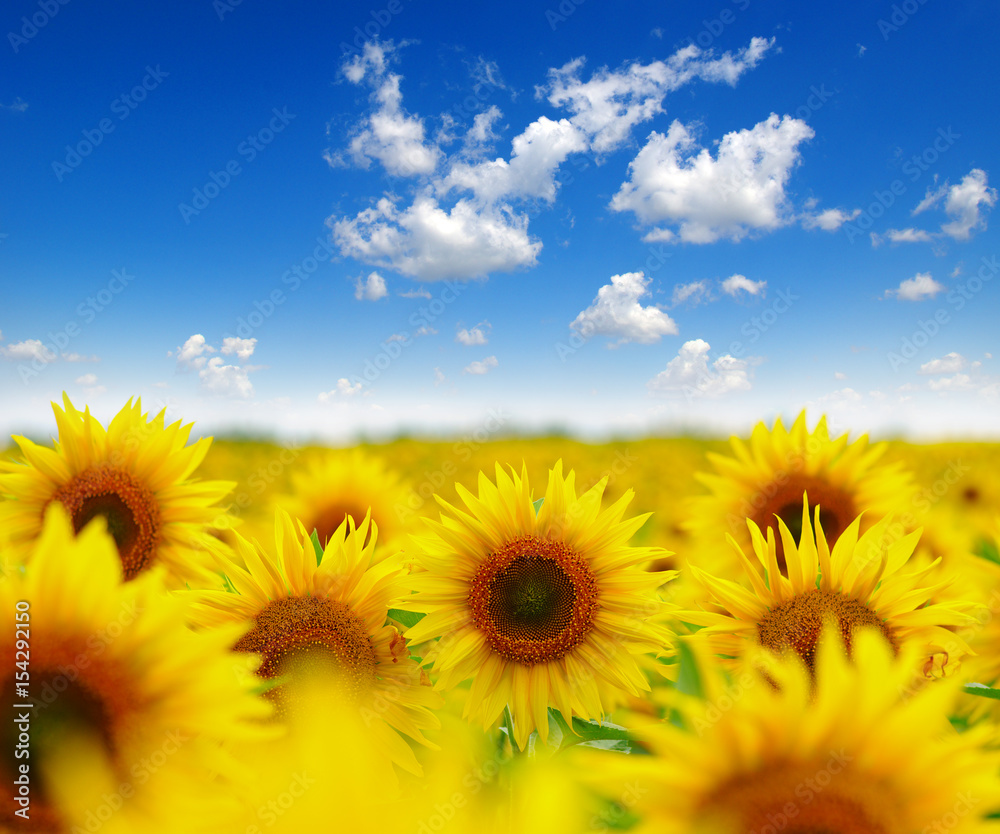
[{"left": 1, "top": 0, "right": 998, "bottom": 442}]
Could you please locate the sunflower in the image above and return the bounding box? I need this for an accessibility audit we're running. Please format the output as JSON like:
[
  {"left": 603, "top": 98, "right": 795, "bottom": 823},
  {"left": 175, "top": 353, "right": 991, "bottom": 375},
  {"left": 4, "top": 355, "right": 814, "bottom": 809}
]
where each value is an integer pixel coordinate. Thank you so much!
[
  {"left": 0, "top": 504, "right": 270, "bottom": 833},
  {"left": 186, "top": 507, "right": 440, "bottom": 775},
  {"left": 400, "top": 461, "right": 675, "bottom": 750},
  {"left": 270, "top": 447, "right": 416, "bottom": 550},
  {"left": 682, "top": 497, "right": 979, "bottom": 679},
  {"left": 0, "top": 394, "right": 234, "bottom": 587},
  {"left": 593, "top": 629, "right": 1000, "bottom": 833},
  {"left": 684, "top": 411, "right": 916, "bottom": 576}
]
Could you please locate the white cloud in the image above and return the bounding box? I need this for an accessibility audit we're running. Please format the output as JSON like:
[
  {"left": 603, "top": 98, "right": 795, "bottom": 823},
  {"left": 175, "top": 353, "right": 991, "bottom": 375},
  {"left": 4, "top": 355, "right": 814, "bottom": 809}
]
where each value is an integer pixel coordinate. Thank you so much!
[
  {"left": 337, "top": 41, "right": 441, "bottom": 177},
  {"left": 571, "top": 271, "right": 677, "bottom": 347},
  {"left": 464, "top": 105, "right": 503, "bottom": 152},
  {"left": 399, "top": 287, "right": 431, "bottom": 299},
  {"left": 441, "top": 116, "right": 586, "bottom": 204},
  {"left": 75, "top": 373, "right": 98, "bottom": 385},
  {"left": 415, "top": 325, "right": 438, "bottom": 337},
  {"left": 456, "top": 321, "right": 491, "bottom": 346},
  {"left": 332, "top": 195, "right": 541, "bottom": 281},
  {"left": 882, "top": 227, "right": 934, "bottom": 244},
  {"left": 647, "top": 338, "right": 755, "bottom": 397},
  {"left": 176, "top": 334, "right": 215, "bottom": 370},
  {"left": 721, "top": 273, "right": 766, "bottom": 297},
  {"left": 221, "top": 336, "right": 257, "bottom": 359},
  {"left": 802, "top": 207, "right": 861, "bottom": 231},
  {"left": 671, "top": 280, "right": 710, "bottom": 307},
  {"left": 927, "top": 373, "right": 974, "bottom": 392},
  {"left": 0, "top": 339, "right": 57, "bottom": 363},
  {"left": 541, "top": 38, "right": 774, "bottom": 154},
  {"left": 433, "top": 367, "right": 445, "bottom": 385},
  {"left": 354, "top": 271, "right": 388, "bottom": 301},
  {"left": 919, "top": 352, "right": 967, "bottom": 375},
  {"left": 611, "top": 114, "right": 814, "bottom": 243},
  {"left": 318, "top": 379, "right": 363, "bottom": 402},
  {"left": 463, "top": 356, "right": 498, "bottom": 375},
  {"left": 199, "top": 357, "right": 253, "bottom": 398},
  {"left": 913, "top": 169, "right": 997, "bottom": 241},
  {"left": 834, "top": 371, "right": 847, "bottom": 380},
  {"left": 62, "top": 352, "right": 98, "bottom": 363},
  {"left": 885, "top": 272, "right": 945, "bottom": 301}
]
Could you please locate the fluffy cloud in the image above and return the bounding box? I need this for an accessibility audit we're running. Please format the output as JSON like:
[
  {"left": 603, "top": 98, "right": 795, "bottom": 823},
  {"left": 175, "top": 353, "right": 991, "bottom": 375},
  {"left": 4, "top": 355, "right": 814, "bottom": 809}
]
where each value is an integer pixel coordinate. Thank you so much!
[
  {"left": 463, "top": 356, "right": 498, "bottom": 375},
  {"left": 399, "top": 287, "right": 431, "bottom": 299},
  {"left": 175, "top": 334, "right": 215, "bottom": 370},
  {"left": 332, "top": 196, "right": 540, "bottom": 281},
  {"left": 541, "top": 38, "right": 774, "bottom": 154},
  {"left": 927, "top": 373, "right": 974, "bottom": 392},
  {"left": 802, "top": 207, "right": 861, "bottom": 231},
  {"left": 721, "top": 274, "right": 766, "bottom": 297},
  {"left": 318, "top": 379, "right": 363, "bottom": 402},
  {"left": 919, "top": 352, "right": 967, "bottom": 375},
  {"left": 885, "top": 272, "right": 945, "bottom": 301},
  {"left": 75, "top": 373, "right": 98, "bottom": 385},
  {"left": 647, "top": 338, "right": 755, "bottom": 397},
  {"left": 0, "top": 339, "right": 57, "bottom": 363},
  {"left": 354, "top": 271, "right": 388, "bottom": 301},
  {"left": 571, "top": 271, "right": 677, "bottom": 347},
  {"left": 337, "top": 41, "right": 441, "bottom": 177},
  {"left": 200, "top": 357, "right": 253, "bottom": 398},
  {"left": 456, "top": 322, "right": 490, "bottom": 346},
  {"left": 611, "top": 114, "right": 814, "bottom": 243},
  {"left": 915, "top": 168, "right": 996, "bottom": 241},
  {"left": 221, "top": 336, "right": 257, "bottom": 359},
  {"left": 880, "top": 227, "right": 934, "bottom": 245},
  {"left": 671, "top": 280, "right": 710, "bottom": 307}
]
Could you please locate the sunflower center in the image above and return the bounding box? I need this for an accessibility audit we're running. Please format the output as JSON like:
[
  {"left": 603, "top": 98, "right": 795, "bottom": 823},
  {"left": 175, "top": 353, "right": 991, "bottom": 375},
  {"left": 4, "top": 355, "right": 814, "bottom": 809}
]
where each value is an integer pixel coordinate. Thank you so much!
[
  {"left": 703, "top": 762, "right": 892, "bottom": 834},
  {"left": 234, "top": 596, "right": 377, "bottom": 701},
  {"left": 757, "top": 589, "right": 899, "bottom": 670},
  {"left": 751, "top": 477, "right": 855, "bottom": 576},
  {"left": 468, "top": 536, "right": 599, "bottom": 665},
  {"left": 49, "top": 466, "right": 161, "bottom": 580}
]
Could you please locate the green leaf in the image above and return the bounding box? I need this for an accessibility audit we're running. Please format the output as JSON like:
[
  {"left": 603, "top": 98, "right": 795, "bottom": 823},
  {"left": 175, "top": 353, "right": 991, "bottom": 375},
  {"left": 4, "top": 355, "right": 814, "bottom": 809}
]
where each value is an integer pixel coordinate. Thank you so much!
[
  {"left": 532, "top": 497, "right": 545, "bottom": 513},
  {"left": 387, "top": 609, "right": 426, "bottom": 629},
  {"left": 310, "top": 529, "right": 323, "bottom": 565},
  {"left": 675, "top": 639, "right": 704, "bottom": 699},
  {"left": 975, "top": 537, "right": 1000, "bottom": 565},
  {"left": 250, "top": 674, "right": 290, "bottom": 695},
  {"left": 963, "top": 683, "right": 1000, "bottom": 700}
]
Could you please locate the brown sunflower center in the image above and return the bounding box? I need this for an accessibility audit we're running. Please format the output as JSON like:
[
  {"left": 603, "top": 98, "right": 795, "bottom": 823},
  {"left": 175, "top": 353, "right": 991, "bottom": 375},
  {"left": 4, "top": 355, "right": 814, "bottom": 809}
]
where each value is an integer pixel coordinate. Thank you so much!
[
  {"left": 49, "top": 466, "right": 161, "bottom": 580},
  {"left": 311, "top": 504, "right": 371, "bottom": 545},
  {"left": 703, "top": 762, "right": 892, "bottom": 834},
  {"left": 757, "top": 589, "right": 899, "bottom": 670},
  {"left": 468, "top": 536, "right": 599, "bottom": 665},
  {"left": 750, "top": 477, "right": 855, "bottom": 576},
  {"left": 234, "top": 596, "right": 377, "bottom": 701}
]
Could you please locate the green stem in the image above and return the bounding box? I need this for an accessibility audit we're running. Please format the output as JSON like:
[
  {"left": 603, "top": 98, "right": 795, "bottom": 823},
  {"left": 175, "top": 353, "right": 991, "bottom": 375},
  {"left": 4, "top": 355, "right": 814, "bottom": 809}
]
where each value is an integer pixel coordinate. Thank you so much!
[{"left": 502, "top": 704, "right": 522, "bottom": 756}]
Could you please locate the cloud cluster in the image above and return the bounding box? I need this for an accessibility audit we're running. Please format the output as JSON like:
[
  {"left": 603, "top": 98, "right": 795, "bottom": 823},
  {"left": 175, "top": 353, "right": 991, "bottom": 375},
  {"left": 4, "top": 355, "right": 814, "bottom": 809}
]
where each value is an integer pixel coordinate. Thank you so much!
[
  {"left": 175, "top": 334, "right": 258, "bottom": 398},
  {"left": 884, "top": 272, "right": 944, "bottom": 301},
  {"left": 647, "top": 339, "right": 756, "bottom": 397},
  {"left": 571, "top": 271, "right": 677, "bottom": 347}
]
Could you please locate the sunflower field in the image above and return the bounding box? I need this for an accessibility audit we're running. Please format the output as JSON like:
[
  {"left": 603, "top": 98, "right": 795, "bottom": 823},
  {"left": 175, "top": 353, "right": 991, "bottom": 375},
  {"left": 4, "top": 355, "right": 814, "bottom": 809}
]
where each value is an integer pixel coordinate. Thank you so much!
[{"left": 3, "top": 394, "right": 1000, "bottom": 833}]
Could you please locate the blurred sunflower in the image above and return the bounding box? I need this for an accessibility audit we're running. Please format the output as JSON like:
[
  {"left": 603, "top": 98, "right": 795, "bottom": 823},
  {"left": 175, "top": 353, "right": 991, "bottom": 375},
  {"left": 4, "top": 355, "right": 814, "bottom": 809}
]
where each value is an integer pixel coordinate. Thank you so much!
[
  {"left": 0, "top": 505, "right": 269, "bottom": 832},
  {"left": 0, "top": 394, "right": 233, "bottom": 587},
  {"left": 595, "top": 629, "right": 1000, "bottom": 833},
  {"left": 682, "top": 498, "right": 977, "bottom": 677},
  {"left": 684, "top": 411, "right": 915, "bottom": 575},
  {"left": 401, "top": 461, "right": 675, "bottom": 750},
  {"left": 187, "top": 508, "right": 440, "bottom": 775},
  {"left": 271, "top": 447, "right": 415, "bottom": 550}
]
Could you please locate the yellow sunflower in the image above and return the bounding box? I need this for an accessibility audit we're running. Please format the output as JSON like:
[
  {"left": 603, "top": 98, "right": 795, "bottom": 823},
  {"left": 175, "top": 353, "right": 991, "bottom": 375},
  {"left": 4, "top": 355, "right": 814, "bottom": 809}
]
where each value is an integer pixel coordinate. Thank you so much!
[
  {"left": 0, "top": 394, "right": 234, "bottom": 587},
  {"left": 0, "top": 505, "right": 269, "bottom": 833},
  {"left": 270, "top": 447, "right": 416, "bottom": 550},
  {"left": 401, "top": 461, "right": 675, "bottom": 750},
  {"left": 593, "top": 629, "right": 1000, "bottom": 833},
  {"left": 186, "top": 507, "right": 441, "bottom": 775},
  {"left": 684, "top": 411, "right": 916, "bottom": 575},
  {"left": 682, "top": 497, "right": 979, "bottom": 678}
]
